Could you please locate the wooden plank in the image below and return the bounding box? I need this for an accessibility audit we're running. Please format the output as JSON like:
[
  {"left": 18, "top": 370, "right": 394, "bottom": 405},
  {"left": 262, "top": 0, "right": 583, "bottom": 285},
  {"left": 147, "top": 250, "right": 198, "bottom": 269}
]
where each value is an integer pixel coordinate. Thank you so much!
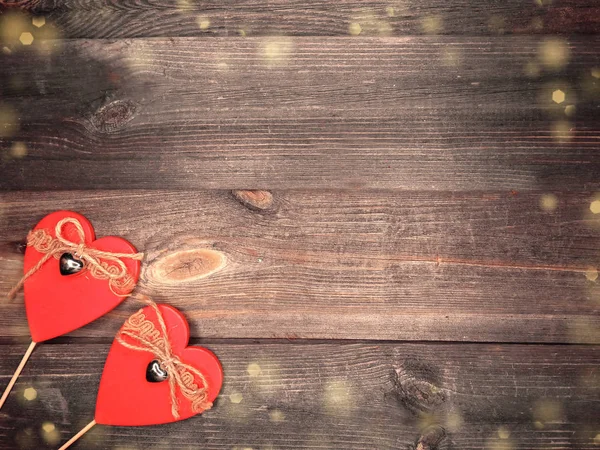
[
  {"left": 2, "top": 0, "right": 599, "bottom": 38},
  {"left": 0, "top": 342, "right": 598, "bottom": 449},
  {"left": 1, "top": 190, "right": 599, "bottom": 343},
  {"left": 0, "top": 37, "right": 599, "bottom": 191}
]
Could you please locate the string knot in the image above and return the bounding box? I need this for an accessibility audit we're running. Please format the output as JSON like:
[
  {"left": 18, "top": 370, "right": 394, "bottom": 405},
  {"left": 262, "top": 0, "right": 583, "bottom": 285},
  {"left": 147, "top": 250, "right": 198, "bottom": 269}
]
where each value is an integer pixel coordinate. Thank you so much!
[
  {"left": 116, "top": 302, "right": 212, "bottom": 419},
  {"left": 8, "top": 217, "right": 143, "bottom": 300}
]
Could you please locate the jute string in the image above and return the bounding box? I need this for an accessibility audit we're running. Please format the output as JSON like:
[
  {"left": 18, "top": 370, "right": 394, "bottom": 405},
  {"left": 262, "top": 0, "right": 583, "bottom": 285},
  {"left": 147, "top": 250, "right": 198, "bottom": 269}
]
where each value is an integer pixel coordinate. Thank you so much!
[
  {"left": 8, "top": 218, "right": 143, "bottom": 299},
  {"left": 116, "top": 295, "right": 212, "bottom": 419}
]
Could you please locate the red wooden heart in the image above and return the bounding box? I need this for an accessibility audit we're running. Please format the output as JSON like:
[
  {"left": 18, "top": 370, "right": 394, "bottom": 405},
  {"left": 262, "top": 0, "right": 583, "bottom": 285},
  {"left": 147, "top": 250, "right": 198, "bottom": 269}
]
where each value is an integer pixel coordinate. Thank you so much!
[
  {"left": 23, "top": 211, "right": 141, "bottom": 343},
  {"left": 95, "top": 304, "right": 223, "bottom": 426}
]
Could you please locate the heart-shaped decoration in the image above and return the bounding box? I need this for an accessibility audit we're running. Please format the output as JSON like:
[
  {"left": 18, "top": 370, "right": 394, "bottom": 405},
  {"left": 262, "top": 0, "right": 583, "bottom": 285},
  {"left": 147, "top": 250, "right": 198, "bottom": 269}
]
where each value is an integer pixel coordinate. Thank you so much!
[
  {"left": 23, "top": 211, "right": 141, "bottom": 343},
  {"left": 95, "top": 304, "right": 223, "bottom": 426}
]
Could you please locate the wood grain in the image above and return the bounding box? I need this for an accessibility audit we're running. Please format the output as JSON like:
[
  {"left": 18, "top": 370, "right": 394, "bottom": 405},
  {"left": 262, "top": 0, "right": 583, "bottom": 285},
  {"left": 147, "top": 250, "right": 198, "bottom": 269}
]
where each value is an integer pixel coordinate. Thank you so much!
[
  {"left": 0, "top": 342, "right": 598, "bottom": 449},
  {"left": 1, "top": 190, "right": 598, "bottom": 343},
  {"left": 2, "top": 0, "right": 599, "bottom": 38},
  {"left": 0, "top": 37, "right": 599, "bottom": 191}
]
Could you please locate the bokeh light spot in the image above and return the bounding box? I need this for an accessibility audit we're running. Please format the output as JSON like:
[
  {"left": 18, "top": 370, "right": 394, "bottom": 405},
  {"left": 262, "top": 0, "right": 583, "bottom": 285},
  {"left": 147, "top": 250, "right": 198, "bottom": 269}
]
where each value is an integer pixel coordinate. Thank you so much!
[
  {"left": 324, "top": 380, "right": 352, "bottom": 411},
  {"left": 590, "top": 200, "right": 600, "bottom": 214},
  {"left": 196, "top": 16, "right": 210, "bottom": 30},
  {"left": 19, "top": 32, "right": 34, "bottom": 46},
  {"left": 177, "top": 0, "right": 193, "bottom": 11},
  {"left": 41, "top": 422, "right": 60, "bottom": 446},
  {"left": 552, "top": 89, "right": 565, "bottom": 104},
  {"left": 349, "top": 22, "right": 362, "bottom": 35},
  {"left": 269, "top": 409, "right": 285, "bottom": 423},
  {"left": 540, "top": 194, "right": 558, "bottom": 211},
  {"left": 564, "top": 105, "right": 576, "bottom": 116},
  {"left": 10, "top": 142, "right": 27, "bottom": 158},
  {"left": 586, "top": 267, "right": 598, "bottom": 282},
  {"left": 229, "top": 392, "right": 243, "bottom": 404},
  {"left": 498, "top": 427, "right": 510, "bottom": 439},
  {"left": 591, "top": 68, "right": 600, "bottom": 79},
  {"left": 533, "top": 398, "right": 563, "bottom": 425},
  {"left": 421, "top": 14, "right": 443, "bottom": 34},
  {"left": 247, "top": 363, "right": 262, "bottom": 377},
  {"left": 262, "top": 39, "right": 293, "bottom": 66},
  {"left": 539, "top": 38, "right": 569, "bottom": 70},
  {"left": 23, "top": 387, "right": 37, "bottom": 401},
  {"left": 551, "top": 120, "right": 573, "bottom": 143},
  {"left": 386, "top": 7, "right": 395, "bottom": 17},
  {"left": 32, "top": 17, "right": 45, "bottom": 28}
]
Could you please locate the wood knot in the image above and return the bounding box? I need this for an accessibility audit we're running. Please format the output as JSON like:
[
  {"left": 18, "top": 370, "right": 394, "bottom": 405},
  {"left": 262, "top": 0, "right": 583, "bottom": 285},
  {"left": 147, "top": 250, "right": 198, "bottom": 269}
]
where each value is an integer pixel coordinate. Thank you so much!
[
  {"left": 394, "top": 358, "right": 446, "bottom": 414},
  {"left": 150, "top": 249, "right": 225, "bottom": 284},
  {"left": 412, "top": 426, "right": 448, "bottom": 450},
  {"left": 232, "top": 190, "right": 274, "bottom": 211},
  {"left": 90, "top": 99, "right": 136, "bottom": 133}
]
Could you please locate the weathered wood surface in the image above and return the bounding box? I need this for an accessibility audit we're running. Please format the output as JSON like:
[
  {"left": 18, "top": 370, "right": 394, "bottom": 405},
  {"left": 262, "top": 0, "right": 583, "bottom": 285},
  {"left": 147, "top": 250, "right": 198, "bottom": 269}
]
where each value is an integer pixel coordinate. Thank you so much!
[
  {"left": 1, "top": 342, "right": 598, "bottom": 449},
  {"left": 1, "top": 190, "right": 599, "bottom": 343},
  {"left": 1, "top": 37, "right": 599, "bottom": 191},
  {"left": 2, "top": 0, "right": 599, "bottom": 38}
]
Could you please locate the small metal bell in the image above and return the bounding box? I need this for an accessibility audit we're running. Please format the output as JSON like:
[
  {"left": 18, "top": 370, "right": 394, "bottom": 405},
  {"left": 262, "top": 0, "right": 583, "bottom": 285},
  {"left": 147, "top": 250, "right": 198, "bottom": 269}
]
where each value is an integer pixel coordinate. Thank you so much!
[
  {"left": 59, "top": 253, "right": 84, "bottom": 276},
  {"left": 146, "top": 360, "right": 169, "bottom": 383}
]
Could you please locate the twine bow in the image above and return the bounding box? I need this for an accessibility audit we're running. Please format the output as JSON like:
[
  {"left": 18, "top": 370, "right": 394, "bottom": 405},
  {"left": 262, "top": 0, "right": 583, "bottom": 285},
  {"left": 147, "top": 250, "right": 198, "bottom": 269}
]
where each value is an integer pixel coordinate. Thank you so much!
[
  {"left": 116, "top": 296, "right": 212, "bottom": 418},
  {"left": 8, "top": 217, "right": 143, "bottom": 299}
]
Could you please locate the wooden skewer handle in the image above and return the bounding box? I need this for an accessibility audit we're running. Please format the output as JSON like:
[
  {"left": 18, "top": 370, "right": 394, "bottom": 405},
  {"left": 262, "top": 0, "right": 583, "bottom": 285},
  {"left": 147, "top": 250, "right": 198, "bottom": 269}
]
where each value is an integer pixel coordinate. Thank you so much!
[
  {"left": 0, "top": 341, "right": 36, "bottom": 410},
  {"left": 59, "top": 420, "right": 96, "bottom": 450}
]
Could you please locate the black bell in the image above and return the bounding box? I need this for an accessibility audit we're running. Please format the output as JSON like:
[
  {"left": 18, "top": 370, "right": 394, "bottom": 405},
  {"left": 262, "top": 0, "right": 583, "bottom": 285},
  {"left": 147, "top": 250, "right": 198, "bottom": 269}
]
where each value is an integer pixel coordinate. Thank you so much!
[
  {"left": 59, "top": 253, "right": 84, "bottom": 276},
  {"left": 146, "top": 360, "right": 169, "bottom": 383}
]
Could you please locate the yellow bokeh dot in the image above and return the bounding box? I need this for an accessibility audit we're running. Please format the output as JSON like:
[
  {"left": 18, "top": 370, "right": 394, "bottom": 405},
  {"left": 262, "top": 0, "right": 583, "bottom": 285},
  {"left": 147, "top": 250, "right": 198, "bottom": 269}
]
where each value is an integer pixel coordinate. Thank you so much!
[
  {"left": 32, "top": 17, "right": 46, "bottom": 28},
  {"left": 262, "top": 38, "right": 293, "bottom": 66},
  {"left": 552, "top": 89, "right": 565, "bottom": 104},
  {"left": 551, "top": 120, "right": 573, "bottom": 143},
  {"left": 196, "top": 16, "right": 210, "bottom": 30},
  {"left": 421, "top": 14, "right": 443, "bottom": 34},
  {"left": 533, "top": 398, "right": 563, "bottom": 424},
  {"left": 564, "top": 105, "right": 576, "bottom": 116},
  {"left": 498, "top": 426, "right": 510, "bottom": 439},
  {"left": 23, "top": 387, "right": 37, "bottom": 401},
  {"left": 269, "top": 409, "right": 285, "bottom": 423},
  {"left": 247, "top": 363, "right": 261, "bottom": 377},
  {"left": 591, "top": 68, "right": 600, "bottom": 79},
  {"left": 386, "top": 6, "right": 395, "bottom": 17},
  {"left": 349, "top": 22, "right": 362, "bottom": 35},
  {"left": 445, "top": 410, "right": 463, "bottom": 432},
  {"left": 229, "top": 392, "right": 243, "bottom": 404},
  {"left": 10, "top": 141, "right": 27, "bottom": 158},
  {"left": 590, "top": 200, "right": 600, "bottom": 214},
  {"left": 593, "top": 433, "right": 600, "bottom": 444},
  {"left": 177, "top": 0, "right": 192, "bottom": 11},
  {"left": 586, "top": 267, "right": 598, "bottom": 282},
  {"left": 540, "top": 194, "right": 558, "bottom": 211},
  {"left": 19, "top": 32, "right": 34, "bottom": 45},
  {"left": 42, "top": 422, "right": 55, "bottom": 433},
  {"left": 539, "top": 38, "right": 569, "bottom": 70}
]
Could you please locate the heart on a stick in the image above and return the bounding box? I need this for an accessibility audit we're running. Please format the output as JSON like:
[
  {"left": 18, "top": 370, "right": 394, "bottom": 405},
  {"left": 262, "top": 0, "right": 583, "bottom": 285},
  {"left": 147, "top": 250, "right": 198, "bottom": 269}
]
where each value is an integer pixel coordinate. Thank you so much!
[
  {"left": 23, "top": 210, "right": 141, "bottom": 343},
  {"left": 95, "top": 303, "right": 223, "bottom": 426}
]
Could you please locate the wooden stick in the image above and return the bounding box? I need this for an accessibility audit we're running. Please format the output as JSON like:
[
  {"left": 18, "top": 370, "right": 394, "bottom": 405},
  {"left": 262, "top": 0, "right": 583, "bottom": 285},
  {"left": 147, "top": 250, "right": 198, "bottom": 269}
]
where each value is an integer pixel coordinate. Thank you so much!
[
  {"left": 0, "top": 340, "right": 36, "bottom": 410},
  {"left": 59, "top": 420, "right": 96, "bottom": 450}
]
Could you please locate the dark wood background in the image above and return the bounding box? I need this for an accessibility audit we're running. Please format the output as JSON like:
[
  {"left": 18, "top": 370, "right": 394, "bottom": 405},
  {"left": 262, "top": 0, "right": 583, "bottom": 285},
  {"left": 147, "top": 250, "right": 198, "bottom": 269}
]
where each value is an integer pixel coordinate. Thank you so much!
[{"left": 0, "top": 1, "right": 599, "bottom": 449}]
